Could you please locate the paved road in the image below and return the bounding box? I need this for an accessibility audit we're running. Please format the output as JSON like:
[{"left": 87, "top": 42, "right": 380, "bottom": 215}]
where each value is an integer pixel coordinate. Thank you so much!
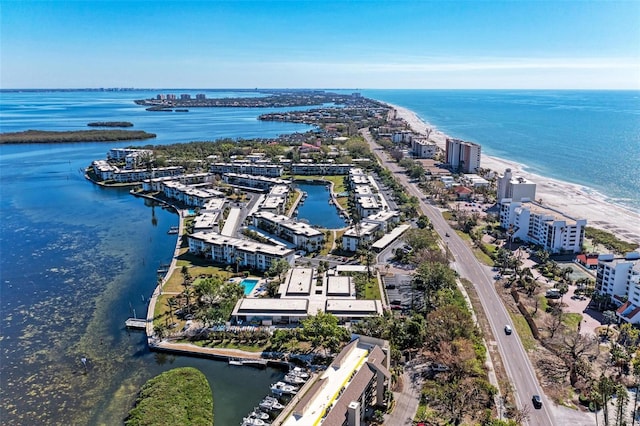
[{"left": 361, "top": 129, "right": 557, "bottom": 426}]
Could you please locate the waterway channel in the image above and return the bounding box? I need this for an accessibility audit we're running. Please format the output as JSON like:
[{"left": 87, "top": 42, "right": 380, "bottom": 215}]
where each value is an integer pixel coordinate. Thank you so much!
[{"left": 293, "top": 182, "right": 347, "bottom": 229}]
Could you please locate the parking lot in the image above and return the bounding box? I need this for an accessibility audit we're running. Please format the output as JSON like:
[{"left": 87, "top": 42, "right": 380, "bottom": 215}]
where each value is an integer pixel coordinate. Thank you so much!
[{"left": 383, "top": 273, "right": 423, "bottom": 311}]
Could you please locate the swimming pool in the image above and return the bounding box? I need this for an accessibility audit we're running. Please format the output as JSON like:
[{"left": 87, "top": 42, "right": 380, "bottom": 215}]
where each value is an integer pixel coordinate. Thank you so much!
[{"left": 241, "top": 279, "right": 259, "bottom": 295}]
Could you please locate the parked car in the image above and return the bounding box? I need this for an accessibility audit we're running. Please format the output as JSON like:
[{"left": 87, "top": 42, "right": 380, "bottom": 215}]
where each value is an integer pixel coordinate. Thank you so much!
[
  {"left": 431, "top": 363, "right": 450, "bottom": 372},
  {"left": 504, "top": 325, "right": 512, "bottom": 335},
  {"left": 532, "top": 394, "right": 542, "bottom": 409}
]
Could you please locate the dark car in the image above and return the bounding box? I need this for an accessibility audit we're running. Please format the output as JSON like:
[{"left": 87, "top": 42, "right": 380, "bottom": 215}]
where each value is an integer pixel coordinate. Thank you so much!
[
  {"left": 504, "top": 325, "right": 512, "bottom": 335},
  {"left": 532, "top": 394, "right": 542, "bottom": 409}
]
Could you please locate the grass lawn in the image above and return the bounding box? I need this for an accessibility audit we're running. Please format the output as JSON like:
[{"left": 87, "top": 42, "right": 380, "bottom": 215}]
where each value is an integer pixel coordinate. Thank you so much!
[
  {"left": 563, "top": 312, "right": 583, "bottom": 330},
  {"left": 364, "top": 277, "right": 382, "bottom": 300},
  {"left": 336, "top": 196, "right": 349, "bottom": 210},
  {"left": 510, "top": 314, "right": 537, "bottom": 351},
  {"left": 188, "top": 339, "right": 268, "bottom": 353},
  {"left": 320, "top": 231, "right": 335, "bottom": 256},
  {"left": 293, "top": 175, "right": 347, "bottom": 193}
]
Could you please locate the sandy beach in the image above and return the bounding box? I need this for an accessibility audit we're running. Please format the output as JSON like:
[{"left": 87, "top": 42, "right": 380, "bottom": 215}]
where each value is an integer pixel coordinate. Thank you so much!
[{"left": 391, "top": 105, "right": 640, "bottom": 245}]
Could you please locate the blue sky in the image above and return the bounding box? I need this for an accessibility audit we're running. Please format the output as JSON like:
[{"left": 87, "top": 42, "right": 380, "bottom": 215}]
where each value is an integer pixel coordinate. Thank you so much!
[{"left": 1, "top": 0, "right": 639, "bottom": 89}]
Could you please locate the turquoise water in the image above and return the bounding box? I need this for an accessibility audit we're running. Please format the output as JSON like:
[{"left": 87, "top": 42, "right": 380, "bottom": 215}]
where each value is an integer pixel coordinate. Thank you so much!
[
  {"left": 361, "top": 90, "right": 640, "bottom": 211},
  {"left": 295, "top": 182, "right": 347, "bottom": 229},
  {"left": 241, "top": 278, "right": 260, "bottom": 295}
]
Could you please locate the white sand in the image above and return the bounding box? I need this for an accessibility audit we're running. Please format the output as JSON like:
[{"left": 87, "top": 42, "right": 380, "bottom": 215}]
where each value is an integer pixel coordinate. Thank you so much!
[{"left": 391, "top": 105, "right": 640, "bottom": 245}]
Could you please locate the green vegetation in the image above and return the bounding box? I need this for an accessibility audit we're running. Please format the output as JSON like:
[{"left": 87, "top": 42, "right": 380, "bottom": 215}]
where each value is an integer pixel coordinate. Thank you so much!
[
  {"left": 87, "top": 121, "right": 133, "bottom": 127},
  {"left": 125, "top": 367, "right": 213, "bottom": 426},
  {"left": 0, "top": 129, "right": 156, "bottom": 144},
  {"left": 585, "top": 226, "right": 638, "bottom": 254}
]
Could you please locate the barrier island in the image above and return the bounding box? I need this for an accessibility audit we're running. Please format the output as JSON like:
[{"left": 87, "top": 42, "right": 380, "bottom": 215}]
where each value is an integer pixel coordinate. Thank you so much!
[{"left": 0, "top": 129, "right": 156, "bottom": 144}]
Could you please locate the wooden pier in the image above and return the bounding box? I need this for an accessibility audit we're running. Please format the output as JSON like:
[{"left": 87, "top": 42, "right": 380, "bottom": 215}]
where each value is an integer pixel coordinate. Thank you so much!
[{"left": 125, "top": 318, "right": 147, "bottom": 329}]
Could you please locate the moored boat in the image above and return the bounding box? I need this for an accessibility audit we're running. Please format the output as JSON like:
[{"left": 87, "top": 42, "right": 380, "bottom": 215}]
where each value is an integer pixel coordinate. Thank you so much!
[
  {"left": 270, "top": 381, "right": 298, "bottom": 396},
  {"left": 283, "top": 373, "right": 306, "bottom": 385},
  {"left": 259, "top": 396, "right": 284, "bottom": 411}
]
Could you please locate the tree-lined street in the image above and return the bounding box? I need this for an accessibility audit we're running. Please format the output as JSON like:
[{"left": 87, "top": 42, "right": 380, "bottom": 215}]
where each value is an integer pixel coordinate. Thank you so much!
[{"left": 361, "top": 128, "right": 569, "bottom": 425}]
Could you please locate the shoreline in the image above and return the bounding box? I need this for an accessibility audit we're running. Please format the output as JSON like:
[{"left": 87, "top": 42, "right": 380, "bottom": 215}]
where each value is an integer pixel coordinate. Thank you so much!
[{"left": 389, "top": 104, "right": 640, "bottom": 245}]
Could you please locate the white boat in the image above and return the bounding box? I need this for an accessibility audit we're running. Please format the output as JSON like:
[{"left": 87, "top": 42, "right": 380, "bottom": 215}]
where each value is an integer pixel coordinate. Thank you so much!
[
  {"left": 270, "top": 381, "right": 298, "bottom": 396},
  {"left": 242, "top": 417, "right": 268, "bottom": 426},
  {"left": 259, "top": 396, "right": 284, "bottom": 411},
  {"left": 290, "top": 366, "right": 310, "bottom": 379},
  {"left": 229, "top": 358, "right": 243, "bottom": 366},
  {"left": 284, "top": 373, "right": 306, "bottom": 385},
  {"left": 248, "top": 409, "right": 270, "bottom": 420}
]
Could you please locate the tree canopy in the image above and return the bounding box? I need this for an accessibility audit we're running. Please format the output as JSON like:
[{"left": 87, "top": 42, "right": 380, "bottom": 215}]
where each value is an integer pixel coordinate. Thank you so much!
[{"left": 125, "top": 367, "right": 213, "bottom": 426}]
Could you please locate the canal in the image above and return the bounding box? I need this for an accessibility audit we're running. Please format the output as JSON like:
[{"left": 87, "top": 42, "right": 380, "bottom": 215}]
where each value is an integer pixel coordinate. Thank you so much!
[{"left": 294, "top": 182, "right": 347, "bottom": 229}]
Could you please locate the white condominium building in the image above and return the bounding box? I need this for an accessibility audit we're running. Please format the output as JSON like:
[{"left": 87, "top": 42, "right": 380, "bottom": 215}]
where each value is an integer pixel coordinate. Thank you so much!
[
  {"left": 596, "top": 252, "right": 640, "bottom": 324},
  {"left": 252, "top": 211, "right": 324, "bottom": 252},
  {"left": 188, "top": 231, "right": 295, "bottom": 271},
  {"left": 499, "top": 200, "right": 586, "bottom": 253},
  {"left": 209, "top": 162, "right": 283, "bottom": 177},
  {"left": 445, "top": 138, "right": 481, "bottom": 173},
  {"left": 497, "top": 168, "right": 537, "bottom": 203},
  {"left": 291, "top": 163, "right": 353, "bottom": 175}
]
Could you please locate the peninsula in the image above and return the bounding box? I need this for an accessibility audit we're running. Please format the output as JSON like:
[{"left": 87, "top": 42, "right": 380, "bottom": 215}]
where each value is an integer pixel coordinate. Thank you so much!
[
  {"left": 134, "top": 90, "right": 383, "bottom": 109},
  {"left": 0, "top": 129, "right": 156, "bottom": 144}
]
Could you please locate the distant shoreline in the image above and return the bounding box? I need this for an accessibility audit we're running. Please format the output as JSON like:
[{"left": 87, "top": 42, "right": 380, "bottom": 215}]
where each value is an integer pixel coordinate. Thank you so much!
[
  {"left": 387, "top": 103, "right": 640, "bottom": 244},
  {"left": 0, "top": 129, "right": 156, "bottom": 144}
]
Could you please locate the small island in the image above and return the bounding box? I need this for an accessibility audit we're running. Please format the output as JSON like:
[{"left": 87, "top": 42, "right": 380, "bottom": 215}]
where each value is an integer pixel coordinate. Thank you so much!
[
  {"left": 125, "top": 367, "right": 213, "bottom": 426},
  {"left": 87, "top": 121, "right": 134, "bottom": 127},
  {"left": 0, "top": 129, "right": 156, "bottom": 144}
]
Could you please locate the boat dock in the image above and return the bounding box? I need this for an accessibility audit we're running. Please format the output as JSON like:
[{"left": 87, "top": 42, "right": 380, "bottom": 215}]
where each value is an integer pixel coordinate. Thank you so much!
[{"left": 125, "top": 318, "right": 147, "bottom": 329}]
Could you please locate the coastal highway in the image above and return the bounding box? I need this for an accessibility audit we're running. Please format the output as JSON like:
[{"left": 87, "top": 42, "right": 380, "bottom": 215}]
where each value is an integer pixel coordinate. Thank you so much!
[{"left": 361, "top": 129, "right": 555, "bottom": 426}]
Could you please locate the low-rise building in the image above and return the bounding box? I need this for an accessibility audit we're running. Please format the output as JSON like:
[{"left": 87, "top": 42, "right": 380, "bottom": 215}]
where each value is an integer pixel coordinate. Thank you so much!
[
  {"left": 188, "top": 231, "right": 295, "bottom": 271},
  {"left": 283, "top": 337, "right": 390, "bottom": 426},
  {"left": 291, "top": 163, "right": 353, "bottom": 175},
  {"left": 259, "top": 184, "right": 290, "bottom": 215},
  {"left": 222, "top": 173, "right": 290, "bottom": 191},
  {"left": 231, "top": 268, "right": 383, "bottom": 325},
  {"left": 252, "top": 211, "right": 324, "bottom": 252},
  {"left": 210, "top": 162, "right": 283, "bottom": 177},
  {"left": 342, "top": 210, "right": 401, "bottom": 251}
]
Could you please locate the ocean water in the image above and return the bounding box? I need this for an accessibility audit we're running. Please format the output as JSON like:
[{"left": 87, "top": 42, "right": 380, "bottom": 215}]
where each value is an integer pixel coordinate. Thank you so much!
[
  {"left": 1, "top": 89, "right": 638, "bottom": 424},
  {"left": 362, "top": 90, "right": 640, "bottom": 212}
]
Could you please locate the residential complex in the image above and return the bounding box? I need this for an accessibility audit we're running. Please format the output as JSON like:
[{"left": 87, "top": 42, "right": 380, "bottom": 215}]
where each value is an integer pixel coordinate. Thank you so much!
[
  {"left": 291, "top": 163, "right": 353, "bottom": 176},
  {"left": 252, "top": 211, "right": 325, "bottom": 252},
  {"left": 445, "top": 138, "right": 481, "bottom": 173},
  {"left": 499, "top": 199, "right": 586, "bottom": 253},
  {"left": 595, "top": 252, "right": 640, "bottom": 323},
  {"left": 231, "top": 267, "right": 384, "bottom": 325},
  {"left": 210, "top": 162, "right": 284, "bottom": 177},
  {"left": 187, "top": 231, "right": 295, "bottom": 272}
]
